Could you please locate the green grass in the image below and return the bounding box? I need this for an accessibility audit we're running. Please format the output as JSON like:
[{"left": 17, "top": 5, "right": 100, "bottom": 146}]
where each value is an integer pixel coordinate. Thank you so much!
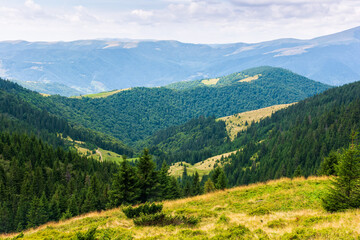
[
  {"left": 2, "top": 177, "right": 360, "bottom": 239},
  {"left": 71, "top": 88, "right": 131, "bottom": 99}
]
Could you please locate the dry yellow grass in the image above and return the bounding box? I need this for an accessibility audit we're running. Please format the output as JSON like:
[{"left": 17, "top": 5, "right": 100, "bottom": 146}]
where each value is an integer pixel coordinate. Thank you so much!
[
  {"left": 219, "top": 103, "right": 296, "bottom": 140},
  {"left": 168, "top": 149, "right": 239, "bottom": 178},
  {"left": 39, "top": 93, "right": 50, "bottom": 97},
  {"left": 201, "top": 78, "right": 220, "bottom": 85},
  {"left": 2, "top": 176, "right": 360, "bottom": 239},
  {"left": 71, "top": 88, "right": 131, "bottom": 99},
  {"left": 238, "top": 74, "right": 262, "bottom": 83}
]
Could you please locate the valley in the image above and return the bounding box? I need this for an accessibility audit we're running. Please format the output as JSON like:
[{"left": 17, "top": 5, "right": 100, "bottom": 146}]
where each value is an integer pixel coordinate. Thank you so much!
[
  {"left": 1, "top": 65, "right": 359, "bottom": 238},
  {"left": 1, "top": 2, "right": 360, "bottom": 239}
]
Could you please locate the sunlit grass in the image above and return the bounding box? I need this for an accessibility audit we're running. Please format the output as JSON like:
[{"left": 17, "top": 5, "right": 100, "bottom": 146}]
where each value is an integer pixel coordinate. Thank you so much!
[{"left": 2, "top": 176, "right": 359, "bottom": 239}]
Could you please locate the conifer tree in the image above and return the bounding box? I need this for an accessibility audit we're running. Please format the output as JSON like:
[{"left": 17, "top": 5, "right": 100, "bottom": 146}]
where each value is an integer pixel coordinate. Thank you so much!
[
  {"left": 216, "top": 171, "right": 227, "bottom": 190},
  {"left": 27, "top": 196, "right": 40, "bottom": 228},
  {"left": 109, "top": 156, "right": 139, "bottom": 207},
  {"left": 137, "top": 149, "right": 159, "bottom": 202},
  {"left": 38, "top": 192, "right": 49, "bottom": 225},
  {"left": 322, "top": 138, "right": 360, "bottom": 212},
  {"left": 204, "top": 178, "right": 216, "bottom": 193},
  {"left": 192, "top": 171, "right": 201, "bottom": 195}
]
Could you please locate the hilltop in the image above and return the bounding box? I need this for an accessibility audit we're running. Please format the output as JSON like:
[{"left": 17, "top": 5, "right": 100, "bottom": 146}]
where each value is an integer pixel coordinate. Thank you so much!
[{"left": 1, "top": 177, "right": 359, "bottom": 239}]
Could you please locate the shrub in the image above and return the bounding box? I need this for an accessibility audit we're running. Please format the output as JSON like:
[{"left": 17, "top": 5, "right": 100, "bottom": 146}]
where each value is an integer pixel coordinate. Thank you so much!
[
  {"left": 122, "top": 202, "right": 163, "bottom": 218},
  {"left": 267, "top": 219, "right": 286, "bottom": 228},
  {"left": 217, "top": 214, "right": 230, "bottom": 224},
  {"left": 133, "top": 213, "right": 200, "bottom": 226},
  {"left": 248, "top": 207, "right": 271, "bottom": 216},
  {"left": 212, "top": 224, "right": 253, "bottom": 239},
  {"left": 74, "top": 227, "right": 97, "bottom": 240}
]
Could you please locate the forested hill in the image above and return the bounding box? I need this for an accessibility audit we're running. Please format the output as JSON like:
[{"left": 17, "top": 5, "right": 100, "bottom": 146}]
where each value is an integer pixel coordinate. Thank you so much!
[
  {"left": 223, "top": 80, "right": 360, "bottom": 186},
  {"left": 0, "top": 79, "right": 133, "bottom": 156},
  {"left": 7, "top": 67, "right": 329, "bottom": 144}
]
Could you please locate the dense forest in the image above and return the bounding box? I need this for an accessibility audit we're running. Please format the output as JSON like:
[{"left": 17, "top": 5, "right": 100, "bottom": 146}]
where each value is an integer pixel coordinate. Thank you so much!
[
  {"left": 0, "top": 79, "right": 133, "bottom": 156},
  {"left": 0, "top": 132, "right": 219, "bottom": 233},
  {"left": 4, "top": 67, "right": 330, "bottom": 144},
  {"left": 143, "top": 116, "right": 232, "bottom": 165},
  {"left": 222, "top": 81, "right": 360, "bottom": 186}
]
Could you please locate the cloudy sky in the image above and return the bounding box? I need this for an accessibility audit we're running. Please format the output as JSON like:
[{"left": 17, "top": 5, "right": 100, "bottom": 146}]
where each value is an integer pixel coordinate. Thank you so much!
[{"left": 0, "top": 0, "right": 359, "bottom": 43}]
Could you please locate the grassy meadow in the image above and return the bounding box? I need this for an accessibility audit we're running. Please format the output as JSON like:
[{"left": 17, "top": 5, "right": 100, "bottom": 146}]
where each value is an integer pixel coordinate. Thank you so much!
[
  {"left": 168, "top": 150, "right": 238, "bottom": 178},
  {"left": 71, "top": 88, "right": 131, "bottom": 99},
  {"left": 2, "top": 176, "right": 359, "bottom": 239},
  {"left": 219, "top": 103, "right": 296, "bottom": 140}
]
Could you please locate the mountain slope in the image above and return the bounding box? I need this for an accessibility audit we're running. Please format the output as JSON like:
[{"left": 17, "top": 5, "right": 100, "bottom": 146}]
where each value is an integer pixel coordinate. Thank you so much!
[
  {"left": 0, "top": 26, "right": 359, "bottom": 95},
  {"left": 0, "top": 79, "right": 133, "bottom": 156},
  {"left": 222, "top": 80, "right": 360, "bottom": 186},
  {"left": 8, "top": 67, "right": 329, "bottom": 144},
  {"left": 2, "top": 177, "right": 360, "bottom": 240}
]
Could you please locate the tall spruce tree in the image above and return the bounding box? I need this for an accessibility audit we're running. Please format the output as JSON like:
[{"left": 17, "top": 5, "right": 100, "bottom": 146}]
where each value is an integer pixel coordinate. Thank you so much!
[
  {"left": 322, "top": 138, "right": 360, "bottom": 212},
  {"left": 136, "top": 149, "right": 159, "bottom": 202},
  {"left": 108, "top": 156, "right": 139, "bottom": 207}
]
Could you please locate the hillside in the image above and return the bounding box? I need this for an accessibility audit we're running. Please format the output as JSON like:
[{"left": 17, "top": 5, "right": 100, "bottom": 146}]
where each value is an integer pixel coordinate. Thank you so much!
[
  {"left": 219, "top": 103, "right": 296, "bottom": 140},
  {"left": 9, "top": 67, "right": 329, "bottom": 144},
  {"left": 0, "top": 78, "right": 133, "bottom": 156},
  {"left": 2, "top": 177, "right": 359, "bottom": 239},
  {"left": 0, "top": 26, "right": 359, "bottom": 95},
  {"left": 222, "top": 80, "right": 360, "bottom": 186}
]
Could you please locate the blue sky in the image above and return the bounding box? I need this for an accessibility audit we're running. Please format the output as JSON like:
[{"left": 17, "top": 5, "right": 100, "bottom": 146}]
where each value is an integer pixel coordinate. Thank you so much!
[{"left": 0, "top": 0, "right": 359, "bottom": 43}]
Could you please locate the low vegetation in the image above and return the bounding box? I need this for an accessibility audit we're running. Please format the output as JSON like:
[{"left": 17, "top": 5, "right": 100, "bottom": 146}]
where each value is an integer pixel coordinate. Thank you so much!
[
  {"left": 2, "top": 177, "right": 360, "bottom": 239},
  {"left": 168, "top": 150, "right": 236, "bottom": 178},
  {"left": 218, "top": 103, "right": 295, "bottom": 140},
  {"left": 72, "top": 88, "right": 131, "bottom": 99}
]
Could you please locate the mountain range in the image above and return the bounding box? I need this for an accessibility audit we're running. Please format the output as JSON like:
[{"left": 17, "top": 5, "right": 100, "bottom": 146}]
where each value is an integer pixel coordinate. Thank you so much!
[{"left": 0, "top": 26, "right": 359, "bottom": 95}]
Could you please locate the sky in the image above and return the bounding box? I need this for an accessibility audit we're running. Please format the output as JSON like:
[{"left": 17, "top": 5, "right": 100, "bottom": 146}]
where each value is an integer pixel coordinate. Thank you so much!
[{"left": 0, "top": 0, "right": 359, "bottom": 44}]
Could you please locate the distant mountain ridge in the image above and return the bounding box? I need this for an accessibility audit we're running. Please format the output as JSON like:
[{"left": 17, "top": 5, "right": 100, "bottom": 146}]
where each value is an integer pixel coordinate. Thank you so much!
[{"left": 0, "top": 26, "right": 359, "bottom": 95}]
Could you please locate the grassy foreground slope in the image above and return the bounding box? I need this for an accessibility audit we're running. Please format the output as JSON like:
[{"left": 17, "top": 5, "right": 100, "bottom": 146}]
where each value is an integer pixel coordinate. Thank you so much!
[{"left": 3, "top": 177, "right": 360, "bottom": 239}]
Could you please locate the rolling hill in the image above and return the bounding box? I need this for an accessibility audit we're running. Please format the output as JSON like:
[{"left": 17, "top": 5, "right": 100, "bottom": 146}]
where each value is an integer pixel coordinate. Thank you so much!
[
  {"left": 221, "top": 80, "right": 360, "bottom": 186},
  {"left": 1, "top": 177, "right": 359, "bottom": 240},
  {"left": 6, "top": 67, "right": 328, "bottom": 144},
  {"left": 0, "top": 26, "right": 359, "bottom": 95}
]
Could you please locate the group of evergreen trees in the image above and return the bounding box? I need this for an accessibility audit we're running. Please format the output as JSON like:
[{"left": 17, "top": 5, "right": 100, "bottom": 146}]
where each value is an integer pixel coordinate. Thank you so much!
[
  {"left": 221, "top": 81, "right": 360, "bottom": 187},
  {"left": 0, "top": 131, "right": 219, "bottom": 234},
  {"left": 0, "top": 132, "right": 119, "bottom": 233}
]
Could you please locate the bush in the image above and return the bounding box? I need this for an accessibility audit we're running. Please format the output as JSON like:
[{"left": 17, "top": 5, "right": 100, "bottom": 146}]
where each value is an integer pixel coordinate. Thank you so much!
[
  {"left": 133, "top": 212, "right": 200, "bottom": 226},
  {"left": 122, "top": 202, "right": 163, "bottom": 218},
  {"left": 248, "top": 207, "right": 271, "bottom": 216},
  {"left": 267, "top": 219, "right": 286, "bottom": 228},
  {"left": 74, "top": 227, "right": 97, "bottom": 240},
  {"left": 217, "top": 214, "right": 230, "bottom": 224}
]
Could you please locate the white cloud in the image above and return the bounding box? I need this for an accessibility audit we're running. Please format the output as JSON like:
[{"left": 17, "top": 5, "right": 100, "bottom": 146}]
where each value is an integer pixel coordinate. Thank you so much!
[
  {"left": 24, "top": 0, "right": 41, "bottom": 11},
  {"left": 0, "top": 0, "right": 359, "bottom": 43},
  {"left": 131, "top": 9, "right": 153, "bottom": 19}
]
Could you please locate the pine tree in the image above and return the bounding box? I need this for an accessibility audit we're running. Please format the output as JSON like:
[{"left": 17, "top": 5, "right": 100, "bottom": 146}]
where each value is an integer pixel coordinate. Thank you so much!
[
  {"left": 159, "top": 161, "right": 171, "bottom": 199},
  {"left": 322, "top": 140, "right": 360, "bottom": 212},
  {"left": 82, "top": 176, "right": 100, "bottom": 212},
  {"left": 109, "top": 156, "right": 139, "bottom": 207},
  {"left": 38, "top": 192, "right": 49, "bottom": 225},
  {"left": 216, "top": 171, "right": 227, "bottom": 190},
  {"left": 204, "top": 179, "right": 216, "bottom": 193},
  {"left": 319, "top": 151, "right": 339, "bottom": 176},
  {"left": 192, "top": 172, "right": 201, "bottom": 196},
  {"left": 167, "top": 177, "right": 181, "bottom": 199},
  {"left": 27, "top": 196, "right": 40, "bottom": 228},
  {"left": 136, "top": 149, "right": 159, "bottom": 202}
]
